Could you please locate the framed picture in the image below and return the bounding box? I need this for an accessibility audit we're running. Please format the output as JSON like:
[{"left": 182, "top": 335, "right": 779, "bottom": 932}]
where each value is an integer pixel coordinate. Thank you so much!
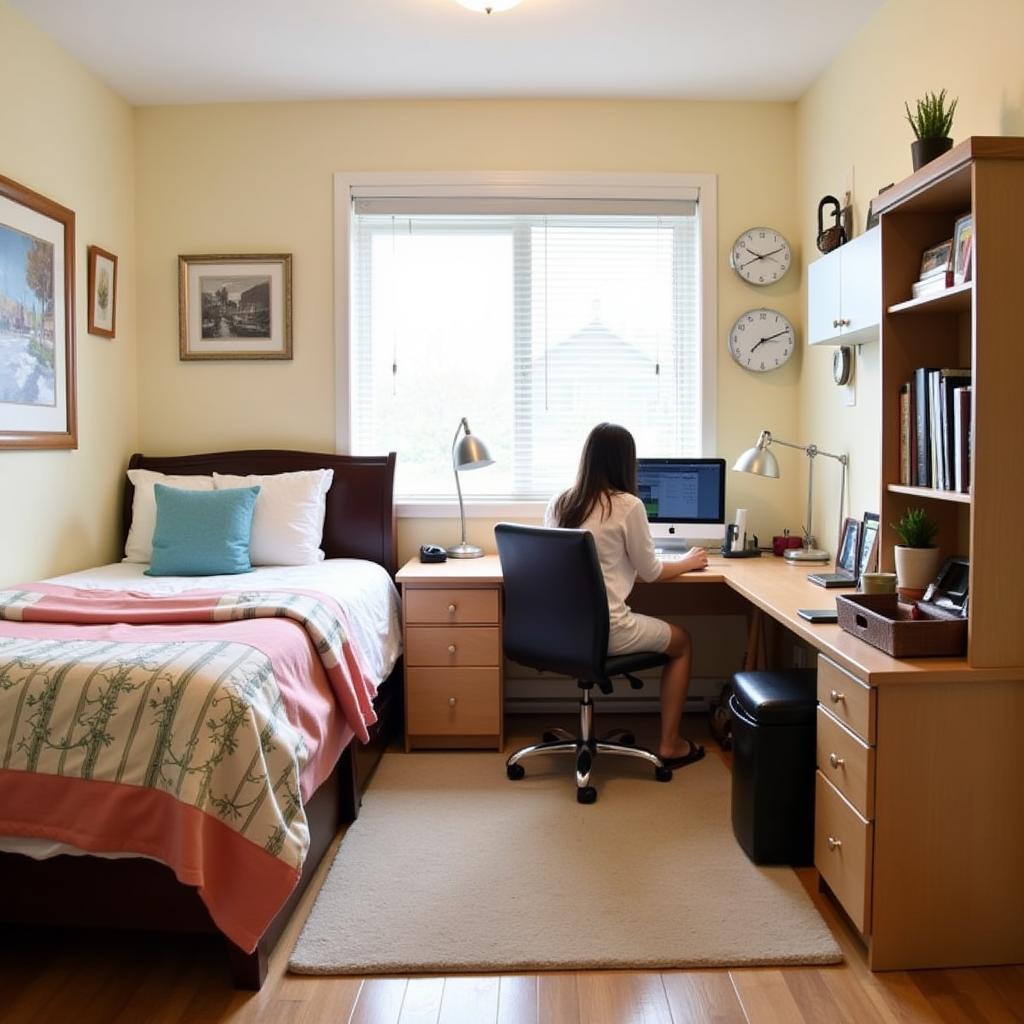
[
  {"left": 919, "top": 238, "right": 953, "bottom": 280},
  {"left": 0, "top": 173, "right": 77, "bottom": 450},
  {"left": 953, "top": 213, "right": 973, "bottom": 284},
  {"left": 836, "top": 516, "right": 862, "bottom": 576},
  {"left": 857, "top": 511, "right": 880, "bottom": 579},
  {"left": 864, "top": 183, "right": 893, "bottom": 232},
  {"left": 178, "top": 253, "right": 292, "bottom": 360},
  {"left": 87, "top": 245, "right": 117, "bottom": 338}
]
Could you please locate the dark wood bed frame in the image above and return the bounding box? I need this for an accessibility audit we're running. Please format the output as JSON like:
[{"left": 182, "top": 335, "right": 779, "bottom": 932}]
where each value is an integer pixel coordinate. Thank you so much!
[{"left": 0, "top": 449, "right": 401, "bottom": 989}]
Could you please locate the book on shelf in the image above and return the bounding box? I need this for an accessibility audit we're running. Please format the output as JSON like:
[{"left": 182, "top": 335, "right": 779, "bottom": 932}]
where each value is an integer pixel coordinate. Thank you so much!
[
  {"left": 912, "top": 367, "right": 936, "bottom": 487},
  {"left": 911, "top": 271, "right": 955, "bottom": 300},
  {"left": 899, "top": 382, "right": 911, "bottom": 486},
  {"left": 953, "top": 385, "right": 972, "bottom": 494},
  {"left": 937, "top": 369, "right": 971, "bottom": 491}
]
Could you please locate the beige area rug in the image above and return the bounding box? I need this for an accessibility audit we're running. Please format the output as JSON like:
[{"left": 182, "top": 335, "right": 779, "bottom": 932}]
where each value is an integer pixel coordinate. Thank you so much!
[{"left": 289, "top": 749, "right": 842, "bottom": 975}]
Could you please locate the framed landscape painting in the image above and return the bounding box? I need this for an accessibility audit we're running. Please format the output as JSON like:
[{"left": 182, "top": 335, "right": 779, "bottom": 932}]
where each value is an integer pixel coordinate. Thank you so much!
[
  {"left": 178, "top": 253, "right": 292, "bottom": 360},
  {"left": 0, "top": 173, "right": 77, "bottom": 449}
]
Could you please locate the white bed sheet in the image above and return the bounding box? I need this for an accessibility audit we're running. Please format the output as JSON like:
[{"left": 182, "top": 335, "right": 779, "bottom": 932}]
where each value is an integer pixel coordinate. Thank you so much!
[{"left": 2, "top": 558, "right": 402, "bottom": 863}]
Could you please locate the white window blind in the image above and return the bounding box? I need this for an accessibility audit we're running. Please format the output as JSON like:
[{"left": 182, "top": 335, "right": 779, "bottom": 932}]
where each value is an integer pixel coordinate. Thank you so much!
[{"left": 349, "top": 196, "right": 703, "bottom": 501}]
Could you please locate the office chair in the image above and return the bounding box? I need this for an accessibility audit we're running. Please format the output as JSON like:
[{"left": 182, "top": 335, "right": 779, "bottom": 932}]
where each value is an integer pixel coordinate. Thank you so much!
[{"left": 494, "top": 522, "right": 674, "bottom": 804}]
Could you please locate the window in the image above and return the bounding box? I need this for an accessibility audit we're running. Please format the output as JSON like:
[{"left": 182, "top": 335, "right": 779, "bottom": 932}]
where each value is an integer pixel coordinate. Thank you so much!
[{"left": 339, "top": 176, "right": 716, "bottom": 505}]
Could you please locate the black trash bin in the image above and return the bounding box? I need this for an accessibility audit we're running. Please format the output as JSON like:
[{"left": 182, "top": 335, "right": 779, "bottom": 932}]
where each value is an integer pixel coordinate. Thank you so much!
[{"left": 729, "top": 668, "right": 817, "bottom": 865}]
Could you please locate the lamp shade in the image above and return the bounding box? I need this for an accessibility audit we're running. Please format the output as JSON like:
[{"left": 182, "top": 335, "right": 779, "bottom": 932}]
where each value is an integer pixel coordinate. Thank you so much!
[
  {"left": 733, "top": 443, "right": 780, "bottom": 478},
  {"left": 455, "top": 433, "right": 494, "bottom": 470}
]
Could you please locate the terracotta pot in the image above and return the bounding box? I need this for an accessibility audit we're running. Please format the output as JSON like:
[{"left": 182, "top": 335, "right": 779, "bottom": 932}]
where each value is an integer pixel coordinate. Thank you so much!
[
  {"left": 911, "top": 137, "right": 953, "bottom": 171},
  {"left": 893, "top": 545, "right": 941, "bottom": 602}
]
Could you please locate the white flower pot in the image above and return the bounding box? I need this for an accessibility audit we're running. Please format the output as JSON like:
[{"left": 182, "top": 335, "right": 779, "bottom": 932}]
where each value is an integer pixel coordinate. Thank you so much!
[{"left": 893, "top": 545, "right": 941, "bottom": 600}]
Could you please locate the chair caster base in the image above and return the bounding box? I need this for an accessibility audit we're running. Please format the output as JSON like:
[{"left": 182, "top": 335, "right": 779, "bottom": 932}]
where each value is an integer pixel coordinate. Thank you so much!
[
  {"left": 655, "top": 766, "right": 673, "bottom": 782},
  {"left": 576, "top": 786, "right": 597, "bottom": 804},
  {"left": 507, "top": 763, "right": 525, "bottom": 780}
]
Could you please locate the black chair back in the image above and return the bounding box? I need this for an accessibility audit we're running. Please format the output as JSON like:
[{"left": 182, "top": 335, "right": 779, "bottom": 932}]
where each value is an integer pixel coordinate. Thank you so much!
[{"left": 494, "top": 523, "right": 609, "bottom": 685}]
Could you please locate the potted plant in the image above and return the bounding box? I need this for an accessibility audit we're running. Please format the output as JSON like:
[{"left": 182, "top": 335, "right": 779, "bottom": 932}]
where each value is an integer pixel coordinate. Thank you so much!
[
  {"left": 904, "top": 89, "right": 958, "bottom": 170},
  {"left": 891, "top": 506, "right": 940, "bottom": 601}
]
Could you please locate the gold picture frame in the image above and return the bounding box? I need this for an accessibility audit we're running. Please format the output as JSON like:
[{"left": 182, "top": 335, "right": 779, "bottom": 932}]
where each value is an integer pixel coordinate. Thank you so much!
[
  {"left": 178, "top": 253, "right": 292, "bottom": 360},
  {"left": 0, "top": 172, "right": 77, "bottom": 449}
]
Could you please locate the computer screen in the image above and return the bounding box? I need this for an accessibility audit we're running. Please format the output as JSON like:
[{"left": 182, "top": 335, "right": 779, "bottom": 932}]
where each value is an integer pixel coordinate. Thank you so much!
[{"left": 636, "top": 457, "right": 726, "bottom": 546}]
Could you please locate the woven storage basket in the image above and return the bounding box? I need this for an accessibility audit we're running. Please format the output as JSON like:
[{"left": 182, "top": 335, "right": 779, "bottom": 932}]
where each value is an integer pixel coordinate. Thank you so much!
[{"left": 836, "top": 592, "right": 966, "bottom": 658}]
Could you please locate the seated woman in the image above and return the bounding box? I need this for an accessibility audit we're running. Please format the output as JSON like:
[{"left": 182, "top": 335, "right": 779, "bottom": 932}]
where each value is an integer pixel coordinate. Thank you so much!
[{"left": 545, "top": 422, "right": 708, "bottom": 768}]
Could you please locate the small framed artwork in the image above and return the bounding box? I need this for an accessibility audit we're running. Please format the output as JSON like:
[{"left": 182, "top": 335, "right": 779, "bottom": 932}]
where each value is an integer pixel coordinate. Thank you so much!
[
  {"left": 857, "top": 511, "right": 880, "bottom": 579},
  {"left": 919, "top": 238, "right": 953, "bottom": 280},
  {"left": 178, "top": 253, "right": 292, "bottom": 360},
  {"left": 87, "top": 245, "right": 117, "bottom": 338},
  {"left": 0, "top": 172, "right": 77, "bottom": 449},
  {"left": 837, "top": 516, "right": 862, "bottom": 577},
  {"left": 952, "top": 213, "right": 973, "bottom": 284}
]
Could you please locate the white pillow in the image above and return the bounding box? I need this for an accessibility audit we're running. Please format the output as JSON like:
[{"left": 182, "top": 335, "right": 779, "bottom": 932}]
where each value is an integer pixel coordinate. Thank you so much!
[
  {"left": 213, "top": 469, "right": 334, "bottom": 566},
  {"left": 124, "top": 469, "right": 216, "bottom": 563}
]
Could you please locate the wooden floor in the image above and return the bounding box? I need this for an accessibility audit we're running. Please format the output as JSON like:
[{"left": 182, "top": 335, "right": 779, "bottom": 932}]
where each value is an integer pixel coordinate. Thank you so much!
[{"left": 2, "top": 716, "right": 1022, "bottom": 1024}]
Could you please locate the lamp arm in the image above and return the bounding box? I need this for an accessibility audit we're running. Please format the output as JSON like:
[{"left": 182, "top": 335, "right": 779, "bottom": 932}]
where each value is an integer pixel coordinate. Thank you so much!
[
  {"left": 451, "top": 417, "right": 470, "bottom": 547},
  {"left": 766, "top": 433, "right": 848, "bottom": 465}
]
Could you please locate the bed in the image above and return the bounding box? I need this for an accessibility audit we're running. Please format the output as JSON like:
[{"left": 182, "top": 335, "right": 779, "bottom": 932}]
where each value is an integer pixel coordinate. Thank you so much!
[{"left": 0, "top": 449, "right": 401, "bottom": 989}]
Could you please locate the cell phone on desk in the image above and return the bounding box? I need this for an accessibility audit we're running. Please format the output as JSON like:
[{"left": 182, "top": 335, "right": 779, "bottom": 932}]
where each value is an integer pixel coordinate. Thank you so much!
[{"left": 797, "top": 608, "right": 838, "bottom": 624}]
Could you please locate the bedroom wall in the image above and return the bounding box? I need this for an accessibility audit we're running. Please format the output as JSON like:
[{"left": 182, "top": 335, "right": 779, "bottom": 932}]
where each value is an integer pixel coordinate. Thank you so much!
[
  {"left": 0, "top": 1, "right": 137, "bottom": 584},
  {"left": 797, "top": 0, "right": 1024, "bottom": 545},
  {"left": 134, "top": 99, "right": 802, "bottom": 562}
]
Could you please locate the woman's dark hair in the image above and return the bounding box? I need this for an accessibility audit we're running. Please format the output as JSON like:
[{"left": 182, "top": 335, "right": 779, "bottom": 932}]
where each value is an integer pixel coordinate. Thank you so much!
[{"left": 552, "top": 423, "right": 637, "bottom": 528}]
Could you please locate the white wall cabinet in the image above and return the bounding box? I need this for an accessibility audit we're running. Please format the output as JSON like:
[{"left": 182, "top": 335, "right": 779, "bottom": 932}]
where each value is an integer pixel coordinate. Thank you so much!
[{"left": 807, "top": 226, "right": 880, "bottom": 345}]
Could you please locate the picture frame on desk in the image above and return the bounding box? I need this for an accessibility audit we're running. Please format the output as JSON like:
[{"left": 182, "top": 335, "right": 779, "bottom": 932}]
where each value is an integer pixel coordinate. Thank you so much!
[{"left": 857, "top": 512, "right": 880, "bottom": 579}]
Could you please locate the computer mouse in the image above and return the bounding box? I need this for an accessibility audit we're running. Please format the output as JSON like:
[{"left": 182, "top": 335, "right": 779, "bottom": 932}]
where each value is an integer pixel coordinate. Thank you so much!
[{"left": 419, "top": 544, "right": 448, "bottom": 563}]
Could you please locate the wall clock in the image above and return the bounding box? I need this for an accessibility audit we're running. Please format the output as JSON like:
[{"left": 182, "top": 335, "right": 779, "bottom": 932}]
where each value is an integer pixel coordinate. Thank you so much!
[
  {"left": 729, "top": 227, "right": 792, "bottom": 285},
  {"left": 728, "top": 308, "right": 796, "bottom": 372}
]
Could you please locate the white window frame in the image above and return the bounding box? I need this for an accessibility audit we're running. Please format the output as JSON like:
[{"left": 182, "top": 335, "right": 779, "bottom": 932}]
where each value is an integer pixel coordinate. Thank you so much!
[{"left": 334, "top": 171, "right": 718, "bottom": 518}]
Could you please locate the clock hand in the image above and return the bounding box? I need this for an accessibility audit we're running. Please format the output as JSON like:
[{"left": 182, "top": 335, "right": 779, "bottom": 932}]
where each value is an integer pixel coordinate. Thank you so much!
[
  {"left": 741, "top": 246, "right": 787, "bottom": 267},
  {"left": 750, "top": 328, "right": 791, "bottom": 352}
]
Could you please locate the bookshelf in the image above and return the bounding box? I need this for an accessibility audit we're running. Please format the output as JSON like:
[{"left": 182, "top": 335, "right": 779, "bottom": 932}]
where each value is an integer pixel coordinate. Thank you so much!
[{"left": 874, "top": 136, "right": 1024, "bottom": 668}]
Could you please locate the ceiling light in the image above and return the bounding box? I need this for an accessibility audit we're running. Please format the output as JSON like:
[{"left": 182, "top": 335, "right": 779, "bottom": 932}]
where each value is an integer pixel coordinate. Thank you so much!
[{"left": 455, "top": 0, "right": 523, "bottom": 12}]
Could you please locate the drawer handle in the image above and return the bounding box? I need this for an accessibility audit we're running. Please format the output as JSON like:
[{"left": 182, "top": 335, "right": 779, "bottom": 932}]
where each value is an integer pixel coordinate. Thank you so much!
[
  {"left": 828, "top": 752, "right": 845, "bottom": 769},
  {"left": 829, "top": 689, "right": 845, "bottom": 704},
  {"left": 839, "top": 318, "right": 851, "bottom": 327},
  {"left": 826, "top": 836, "right": 842, "bottom": 852},
  {"left": 448, "top": 697, "right": 457, "bottom": 707},
  {"left": 832, "top": 318, "right": 840, "bottom": 328},
  {"left": 447, "top": 603, "right": 457, "bottom": 614},
  {"left": 447, "top": 644, "right": 456, "bottom": 654}
]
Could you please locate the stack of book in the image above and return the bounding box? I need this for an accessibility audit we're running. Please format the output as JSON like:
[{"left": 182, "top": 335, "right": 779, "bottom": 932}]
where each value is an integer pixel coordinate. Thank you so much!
[{"left": 898, "top": 367, "right": 972, "bottom": 492}]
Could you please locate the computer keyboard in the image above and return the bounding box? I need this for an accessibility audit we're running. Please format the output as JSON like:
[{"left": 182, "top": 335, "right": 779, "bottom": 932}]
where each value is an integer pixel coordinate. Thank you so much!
[{"left": 659, "top": 552, "right": 686, "bottom": 562}]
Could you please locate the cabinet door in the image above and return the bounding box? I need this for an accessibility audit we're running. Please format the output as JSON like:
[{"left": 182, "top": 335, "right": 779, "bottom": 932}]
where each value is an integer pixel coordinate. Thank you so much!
[
  {"left": 838, "top": 228, "right": 880, "bottom": 344},
  {"left": 807, "top": 248, "right": 842, "bottom": 345}
]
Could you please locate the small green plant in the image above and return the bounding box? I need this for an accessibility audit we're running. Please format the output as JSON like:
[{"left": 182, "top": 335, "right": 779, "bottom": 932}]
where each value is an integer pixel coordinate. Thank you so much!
[
  {"left": 891, "top": 507, "right": 938, "bottom": 548},
  {"left": 904, "top": 89, "right": 958, "bottom": 140}
]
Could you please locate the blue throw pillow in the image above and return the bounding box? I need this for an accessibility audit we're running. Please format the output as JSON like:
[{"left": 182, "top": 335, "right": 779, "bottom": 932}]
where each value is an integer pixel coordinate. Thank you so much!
[{"left": 146, "top": 484, "right": 261, "bottom": 577}]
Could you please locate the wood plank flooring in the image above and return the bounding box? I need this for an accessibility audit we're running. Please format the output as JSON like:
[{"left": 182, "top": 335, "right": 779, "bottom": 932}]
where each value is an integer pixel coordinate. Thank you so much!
[{"left": 2, "top": 717, "right": 1022, "bottom": 1024}]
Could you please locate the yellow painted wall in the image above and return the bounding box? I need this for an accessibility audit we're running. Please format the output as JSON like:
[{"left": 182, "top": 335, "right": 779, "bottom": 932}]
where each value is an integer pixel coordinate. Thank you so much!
[
  {"left": 797, "top": 0, "right": 1024, "bottom": 546},
  {"left": 135, "top": 100, "right": 803, "bottom": 563},
  {"left": 0, "top": 1, "right": 137, "bottom": 583}
]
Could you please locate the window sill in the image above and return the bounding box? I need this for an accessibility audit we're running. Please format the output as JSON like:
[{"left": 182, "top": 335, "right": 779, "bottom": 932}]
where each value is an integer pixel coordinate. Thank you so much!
[{"left": 397, "top": 499, "right": 547, "bottom": 519}]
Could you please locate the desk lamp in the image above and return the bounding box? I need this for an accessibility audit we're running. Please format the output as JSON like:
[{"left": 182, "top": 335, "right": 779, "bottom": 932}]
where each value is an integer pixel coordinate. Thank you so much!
[
  {"left": 448, "top": 417, "right": 494, "bottom": 558},
  {"left": 733, "top": 430, "right": 847, "bottom": 563}
]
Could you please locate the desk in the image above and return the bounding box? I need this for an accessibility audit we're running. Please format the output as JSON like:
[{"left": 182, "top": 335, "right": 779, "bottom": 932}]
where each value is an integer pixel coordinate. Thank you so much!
[{"left": 396, "top": 554, "right": 1024, "bottom": 972}]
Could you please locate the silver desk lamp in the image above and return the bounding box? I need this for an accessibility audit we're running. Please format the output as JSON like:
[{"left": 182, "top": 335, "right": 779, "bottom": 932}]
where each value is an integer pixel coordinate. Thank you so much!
[
  {"left": 733, "top": 429, "right": 848, "bottom": 563},
  {"left": 447, "top": 417, "right": 494, "bottom": 558}
]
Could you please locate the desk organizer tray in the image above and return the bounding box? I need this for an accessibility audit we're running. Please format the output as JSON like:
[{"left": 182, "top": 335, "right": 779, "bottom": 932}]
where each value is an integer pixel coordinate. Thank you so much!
[{"left": 836, "top": 592, "right": 967, "bottom": 658}]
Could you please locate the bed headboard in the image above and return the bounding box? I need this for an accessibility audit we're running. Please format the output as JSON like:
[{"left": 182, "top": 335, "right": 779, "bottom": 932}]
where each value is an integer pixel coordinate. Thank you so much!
[{"left": 124, "top": 450, "right": 398, "bottom": 575}]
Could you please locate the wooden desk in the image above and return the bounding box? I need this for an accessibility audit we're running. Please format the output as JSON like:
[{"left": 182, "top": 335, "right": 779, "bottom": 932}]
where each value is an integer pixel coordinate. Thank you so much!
[{"left": 397, "top": 554, "right": 1024, "bottom": 971}]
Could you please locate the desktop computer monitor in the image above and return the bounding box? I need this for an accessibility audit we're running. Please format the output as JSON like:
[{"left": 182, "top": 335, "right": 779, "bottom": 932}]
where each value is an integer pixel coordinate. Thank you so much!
[{"left": 636, "top": 457, "right": 726, "bottom": 549}]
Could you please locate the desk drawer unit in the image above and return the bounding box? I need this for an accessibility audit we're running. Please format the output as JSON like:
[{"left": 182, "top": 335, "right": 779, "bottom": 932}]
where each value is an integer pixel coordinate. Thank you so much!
[
  {"left": 402, "top": 583, "right": 503, "bottom": 750},
  {"left": 815, "top": 771, "right": 873, "bottom": 935}
]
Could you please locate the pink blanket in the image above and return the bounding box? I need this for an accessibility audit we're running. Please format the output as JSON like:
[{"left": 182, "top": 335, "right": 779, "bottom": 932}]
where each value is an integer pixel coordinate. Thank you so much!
[{"left": 0, "top": 583, "right": 379, "bottom": 952}]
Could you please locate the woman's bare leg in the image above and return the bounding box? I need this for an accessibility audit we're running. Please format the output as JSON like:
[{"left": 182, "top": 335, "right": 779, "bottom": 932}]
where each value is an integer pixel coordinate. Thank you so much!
[{"left": 658, "top": 623, "right": 700, "bottom": 760}]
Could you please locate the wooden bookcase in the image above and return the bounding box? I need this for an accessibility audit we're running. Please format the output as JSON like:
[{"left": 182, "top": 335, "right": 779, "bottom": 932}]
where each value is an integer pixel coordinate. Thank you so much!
[{"left": 874, "top": 137, "right": 1024, "bottom": 669}]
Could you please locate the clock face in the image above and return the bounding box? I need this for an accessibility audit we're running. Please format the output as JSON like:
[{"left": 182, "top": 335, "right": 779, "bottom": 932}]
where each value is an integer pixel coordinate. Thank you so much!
[
  {"left": 729, "top": 308, "right": 796, "bottom": 372},
  {"left": 729, "top": 227, "right": 792, "bottom": 285}
]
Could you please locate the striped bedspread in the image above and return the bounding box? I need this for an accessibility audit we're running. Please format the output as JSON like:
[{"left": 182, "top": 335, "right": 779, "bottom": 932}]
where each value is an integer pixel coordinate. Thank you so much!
[{"left": 0, "top": 585, "right": 378, "bottom": 952}]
